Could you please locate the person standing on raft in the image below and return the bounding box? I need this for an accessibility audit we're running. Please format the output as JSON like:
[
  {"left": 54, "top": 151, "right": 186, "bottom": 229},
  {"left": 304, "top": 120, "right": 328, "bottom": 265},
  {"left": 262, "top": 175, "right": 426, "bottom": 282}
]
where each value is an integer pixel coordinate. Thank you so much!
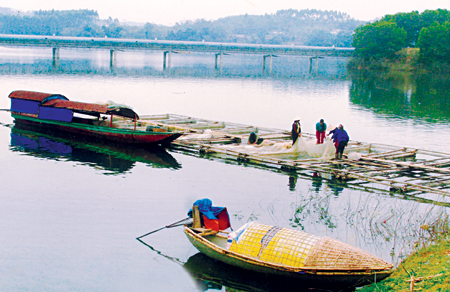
[
  {"left": 315, "top": 119, "right": 327, "bottom": 144},
  {"left": 327, "top": 125, "right": 338, "bottom": 149},
  {"left": 334, "top": 124, "right": 349, "bottom": 159},
  {"left": 248, "top": 131, "right": 264, "bottom": 145},
  {"left": 291, "top": 117, "right": 301, "bottom": 145}
]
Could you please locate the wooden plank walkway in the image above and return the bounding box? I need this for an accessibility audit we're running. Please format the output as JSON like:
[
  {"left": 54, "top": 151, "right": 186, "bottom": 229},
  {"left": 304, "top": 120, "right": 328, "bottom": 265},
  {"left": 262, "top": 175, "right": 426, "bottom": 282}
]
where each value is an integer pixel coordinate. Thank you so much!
[{"left": 133, "top": 114, "right": 450, "bottom": 204}]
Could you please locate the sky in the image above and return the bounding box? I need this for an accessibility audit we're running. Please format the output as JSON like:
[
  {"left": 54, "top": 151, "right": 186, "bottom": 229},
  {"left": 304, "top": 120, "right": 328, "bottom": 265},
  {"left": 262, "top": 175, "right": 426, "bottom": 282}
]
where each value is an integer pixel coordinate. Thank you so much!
[{"left": 3, "top": 0, "right": 450, "bottom": 26}]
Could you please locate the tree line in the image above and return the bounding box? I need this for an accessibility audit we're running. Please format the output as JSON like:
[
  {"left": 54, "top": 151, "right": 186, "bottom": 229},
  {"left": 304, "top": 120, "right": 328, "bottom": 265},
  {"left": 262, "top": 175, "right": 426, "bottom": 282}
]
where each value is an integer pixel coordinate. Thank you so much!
[
  {"left": 0, "top": 8, "right": 363, "bottom": 47},
  {"left": 351, "top": 9, "right": 450, "bottom": 70},
  {"left": 2, "top": 7, "right": 448, "bottom": 70}
]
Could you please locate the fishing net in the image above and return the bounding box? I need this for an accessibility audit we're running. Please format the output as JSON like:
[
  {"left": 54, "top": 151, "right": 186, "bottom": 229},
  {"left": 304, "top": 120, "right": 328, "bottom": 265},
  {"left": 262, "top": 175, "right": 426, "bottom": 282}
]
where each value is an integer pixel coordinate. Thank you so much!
[
  {"left": 179, "top": 126, "right": 340, "bottom": 160},
  {"left": 217, "top": 137, "right": 337, "bottom": 159},
  {"left": 178, "top": 129, "right": 217, "bottom": 140}
]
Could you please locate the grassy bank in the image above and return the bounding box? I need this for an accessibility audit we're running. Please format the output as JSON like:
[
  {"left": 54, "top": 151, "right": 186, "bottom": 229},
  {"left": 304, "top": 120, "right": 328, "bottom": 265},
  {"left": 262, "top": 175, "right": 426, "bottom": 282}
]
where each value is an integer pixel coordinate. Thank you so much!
[
  {"left": 359, "top": 230, "right": 450, "bottom": 291},
  {"left": 348, "top": 48, "right": 420, "bottom": 72},
  {"left": 348, "top": 48, "right": 450, "bottom": 74}
]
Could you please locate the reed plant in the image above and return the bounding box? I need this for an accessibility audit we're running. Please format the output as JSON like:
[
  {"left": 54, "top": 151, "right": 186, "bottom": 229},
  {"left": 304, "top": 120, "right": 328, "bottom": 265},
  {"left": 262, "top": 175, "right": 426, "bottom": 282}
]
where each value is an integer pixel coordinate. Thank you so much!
[{"left": 359, "top": 216, "right": 450, "bottom": 291}]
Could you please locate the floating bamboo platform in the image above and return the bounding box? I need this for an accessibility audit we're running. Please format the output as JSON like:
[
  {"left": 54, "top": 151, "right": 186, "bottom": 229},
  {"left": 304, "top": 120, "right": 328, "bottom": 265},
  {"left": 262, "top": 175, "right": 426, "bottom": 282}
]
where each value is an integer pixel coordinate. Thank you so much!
[{"left": 134, "top": 114, "right": 450, "bottom": 205}]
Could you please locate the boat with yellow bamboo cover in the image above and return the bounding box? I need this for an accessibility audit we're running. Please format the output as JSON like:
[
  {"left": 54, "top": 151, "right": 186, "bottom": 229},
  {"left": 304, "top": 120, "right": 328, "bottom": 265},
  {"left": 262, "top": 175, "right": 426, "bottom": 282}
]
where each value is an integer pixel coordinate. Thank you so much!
[{"left": 184, "top": 220, "right": 393, "bottom": 288}]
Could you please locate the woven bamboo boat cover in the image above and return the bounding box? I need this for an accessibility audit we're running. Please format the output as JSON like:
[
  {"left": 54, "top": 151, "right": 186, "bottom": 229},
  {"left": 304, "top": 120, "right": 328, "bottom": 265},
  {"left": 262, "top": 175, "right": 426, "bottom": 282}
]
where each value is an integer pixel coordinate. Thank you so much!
[{"left": 228, "top": 222, "right": 392, "bottom": 270}]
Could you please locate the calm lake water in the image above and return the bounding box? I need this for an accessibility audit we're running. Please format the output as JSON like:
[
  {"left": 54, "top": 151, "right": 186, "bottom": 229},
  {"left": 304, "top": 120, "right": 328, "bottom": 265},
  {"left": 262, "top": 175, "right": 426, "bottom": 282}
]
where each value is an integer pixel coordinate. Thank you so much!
[{"left": 1, "top": 47, "right": 450, "bottom": 291}]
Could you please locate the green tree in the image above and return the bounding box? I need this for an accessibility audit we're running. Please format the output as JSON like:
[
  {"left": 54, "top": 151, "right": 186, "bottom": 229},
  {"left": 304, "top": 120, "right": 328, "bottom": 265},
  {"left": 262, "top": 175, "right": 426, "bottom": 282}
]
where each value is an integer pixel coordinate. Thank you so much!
[
  {"left": 381, "top": 11, "right": 421, "bottom": 47},
  {"left": 352, "top": 20, "right": 407, "bottom": 60},
  {"left": 417, "top": 21, "right": 450, "bottom": 65},
  {"left": 77, "top": 24, "right": 102, "bottom": 37},
  {"left": 420, "top": 9, "right": 450, "bottom": 28},
  {"left": 305, "top": 29, "right": 334, "bottom": 46},
  {"left": 334, "top": 31, "right": 353, "bottom": 47},
  {"left": 143, "top": 23, "right": 155, "bottom": 39},
  {"left": 0, "top": 7, "right": 362, "bottom": 46},
  {"left": 0, "top": 9, "right": 99, "bottom": 36},
  {"left": 102, "top": 18, "right": 123, "bottom": 38}
]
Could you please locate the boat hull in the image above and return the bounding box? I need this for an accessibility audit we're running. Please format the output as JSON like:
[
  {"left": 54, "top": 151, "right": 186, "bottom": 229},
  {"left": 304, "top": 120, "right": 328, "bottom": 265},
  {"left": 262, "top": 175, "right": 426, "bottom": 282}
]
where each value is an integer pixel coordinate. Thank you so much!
[
  {"left": 184, "top": 227, "right": 392, "bottom": 288},
  {"left": 12, "top": 114, "right": 182, "bottom": 146},
  {"left": 10, "top": 124, "right": 182, "bottom": 170}
]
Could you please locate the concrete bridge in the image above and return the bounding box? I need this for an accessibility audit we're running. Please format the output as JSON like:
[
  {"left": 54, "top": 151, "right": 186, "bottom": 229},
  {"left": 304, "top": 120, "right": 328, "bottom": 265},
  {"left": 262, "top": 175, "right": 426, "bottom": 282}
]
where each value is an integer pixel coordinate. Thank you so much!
[{"left": 0, "top": 34, "right": 354, "bottom": 73}]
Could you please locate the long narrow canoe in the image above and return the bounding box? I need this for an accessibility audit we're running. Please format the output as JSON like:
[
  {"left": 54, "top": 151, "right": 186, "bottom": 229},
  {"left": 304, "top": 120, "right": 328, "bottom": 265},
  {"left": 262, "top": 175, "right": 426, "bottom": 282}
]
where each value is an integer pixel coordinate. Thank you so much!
[
  {"left": 185, "top": 222, "right": 393, "bottom": 288},
  {"left": 9, "top": 90, "right": 183, "bottom": 145}
]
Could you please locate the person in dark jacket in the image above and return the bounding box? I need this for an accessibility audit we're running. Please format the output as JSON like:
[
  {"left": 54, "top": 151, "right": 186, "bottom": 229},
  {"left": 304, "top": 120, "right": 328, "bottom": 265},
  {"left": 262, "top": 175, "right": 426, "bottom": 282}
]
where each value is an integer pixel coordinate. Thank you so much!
[
  {"left": 334, "top": 124, "right": 349, "bottom": 159},
  {"left": 315, "top": 119, "right": 327, "bottom": 144},
  {"left": 248, "top": 132, "right": 264, "bottom": 145},
  {"left": 327, "top": 126, "right": 338, "bottom": 150},
  {"left": 291, "top": 117, "right": 301, "bottom": 145}
]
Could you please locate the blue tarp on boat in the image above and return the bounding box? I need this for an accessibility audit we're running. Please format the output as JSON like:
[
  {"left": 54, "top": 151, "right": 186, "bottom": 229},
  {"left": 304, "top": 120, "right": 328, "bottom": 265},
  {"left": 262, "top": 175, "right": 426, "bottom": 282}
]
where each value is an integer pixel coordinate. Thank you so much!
[
  {"left": 10, "top": 98, "right": 40, "bottom": 114},
  {"left": 188, "top": 198, "right": 225, "bottom": 219},
  {"left": 38, "top": 107, "right": 73, "bottom": 122}
]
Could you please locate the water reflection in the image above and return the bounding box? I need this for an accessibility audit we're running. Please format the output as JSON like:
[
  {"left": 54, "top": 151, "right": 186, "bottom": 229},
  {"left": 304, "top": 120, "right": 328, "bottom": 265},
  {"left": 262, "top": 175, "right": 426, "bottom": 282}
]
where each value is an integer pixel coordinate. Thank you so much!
[
  {"left": 288, "top": 171, "right": 298, "bottom": 191},
  {"left": 349, "top": 71, "right": 450, "bottom": 123},
  {"left": 138, "top": 239, "right": 363, "bottom": 291},
  {"left": 289, "top": 170, "right": 345, "bottom": 196},
  {"left": 311, "top": 171, "right": 323, "bottom": 193},
  {"left": 9, "top": 123, "right": 181, "bottom": 174},
  {"left": 290, "top": 190, "right": 337, "bottom": 230},
  {"left": 0, "top": 48, "right": 350, "bottom": 80},
  {"left": 184, "top": 253, "right": 366, "bottom": 292},
  {"left": 327, "top": 179, "right": 347, "bottom": 196}
]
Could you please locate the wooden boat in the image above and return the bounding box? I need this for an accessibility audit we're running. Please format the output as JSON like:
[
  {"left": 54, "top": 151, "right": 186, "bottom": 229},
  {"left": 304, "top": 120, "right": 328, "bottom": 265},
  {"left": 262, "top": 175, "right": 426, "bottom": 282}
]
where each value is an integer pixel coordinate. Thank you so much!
[
  {"left": 184, "top": 220, "right": 394, "bottom": 288},
  {"left": 10, "top": 124, "right": 182, "bottom": 172},
  {"left": 184, "top": 252, "right": 347, "bottom": 292},
  {"left": 8, "top": 90, "right": 184, "bottom": 145}
]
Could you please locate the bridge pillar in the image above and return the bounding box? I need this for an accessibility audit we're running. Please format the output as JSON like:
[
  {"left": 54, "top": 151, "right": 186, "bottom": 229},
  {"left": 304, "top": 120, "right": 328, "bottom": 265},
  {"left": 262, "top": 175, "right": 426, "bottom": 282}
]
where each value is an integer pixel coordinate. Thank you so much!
[
  {"left": 52, "top": 48, "right": 60, "bottom": 69},
  {"left": 163, "top": 51, "right": 172, "bottom": 70},
  {"left": 309, "top": 56, "right": 324, "bottom": 73},
  {"left": 215, "top": 53, "right": 223, "bottom": 72},
  {"left": 110, "top": 49, "right": 116, "bottom": 71},
  {"left": 263, "top": 55, "right": 273, "bottom": 74}
]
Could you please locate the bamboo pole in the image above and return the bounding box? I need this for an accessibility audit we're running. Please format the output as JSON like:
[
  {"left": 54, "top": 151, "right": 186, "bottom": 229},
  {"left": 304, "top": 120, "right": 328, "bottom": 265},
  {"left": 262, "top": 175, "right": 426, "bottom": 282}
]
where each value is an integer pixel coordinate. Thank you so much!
[
  {"left": 372, "top": 151, "right": 417, "bottom": 159},
  {"left": 139, "top": 114, "right": 169, "bottom": 120},
  {"left": 362, "top": 156, "right": 450, "bottom": 174},
  {"left": 416, "top": 175, "right": 450, "bottom": 183},
  {"left": 364, "top": 148, "right": 408, "bottom": 157},
  {"left": 416, "top": 157, "right": 450, "bottom": 164},
  {"left": 426, "top": 160, "right": 450, "bottom": 167},
  {"left": 192, "top": 205, "right": 201, "bottom": 228},
  {"left": 190, "top": 123, "right": 226, "bottom": 130},
  {"left": 347, "top": 171, "right": 450, "bottom": 196},
  {"left": 416, "top": 148, "right": 450, "bottom": 158}
]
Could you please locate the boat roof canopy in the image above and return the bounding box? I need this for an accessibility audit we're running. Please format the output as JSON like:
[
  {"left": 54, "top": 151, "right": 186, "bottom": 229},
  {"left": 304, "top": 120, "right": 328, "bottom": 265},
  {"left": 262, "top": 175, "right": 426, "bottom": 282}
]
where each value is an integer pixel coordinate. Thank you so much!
[
  {"left": 9, "top": 90, "right": 65, "bottom": 102},
  {"left": 106, "top": 106, "right": 139, "bottom": 119},
  {"left": 9, "top": 90, "right": 139, "bottom": 119},
  {"left": 44, "top": 99, "right": 109, "bottom": 117}
]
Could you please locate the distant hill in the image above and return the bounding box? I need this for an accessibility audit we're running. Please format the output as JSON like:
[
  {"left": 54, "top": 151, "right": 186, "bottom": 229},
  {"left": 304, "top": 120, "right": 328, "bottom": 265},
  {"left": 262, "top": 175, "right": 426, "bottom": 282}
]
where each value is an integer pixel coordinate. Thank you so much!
[
  {"left": 0, "top": 7, "right": 365, "bottom": 47},
  {"left": 167, "top": 9, "right": 365, "bottom": 46},
  {"left": 0, "top": 6, "right": 33, "bottom": 16},
  {"left": 0, "top": 7, "right": 14, "bottom": 15}
]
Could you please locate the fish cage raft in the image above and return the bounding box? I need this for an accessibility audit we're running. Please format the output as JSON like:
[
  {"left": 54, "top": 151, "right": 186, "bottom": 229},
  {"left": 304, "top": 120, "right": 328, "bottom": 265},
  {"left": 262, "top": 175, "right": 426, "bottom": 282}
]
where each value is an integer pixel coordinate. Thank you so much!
[{"left": 136, "top": 114, "right": 450, "bottom": 202}]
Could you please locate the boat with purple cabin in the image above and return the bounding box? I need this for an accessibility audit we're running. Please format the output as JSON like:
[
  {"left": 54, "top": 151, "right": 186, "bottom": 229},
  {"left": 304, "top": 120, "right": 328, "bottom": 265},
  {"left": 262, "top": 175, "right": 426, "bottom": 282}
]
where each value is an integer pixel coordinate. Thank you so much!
[{"left": 9, "top": 90, "right": 184, "bottom": 146}]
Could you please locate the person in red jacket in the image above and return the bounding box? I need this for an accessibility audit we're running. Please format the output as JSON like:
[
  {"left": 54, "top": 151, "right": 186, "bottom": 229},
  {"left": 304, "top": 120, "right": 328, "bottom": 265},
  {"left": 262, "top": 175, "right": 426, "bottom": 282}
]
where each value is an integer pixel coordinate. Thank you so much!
[{"left": 315, "top": 119, "right": 327, "bottom": 144}]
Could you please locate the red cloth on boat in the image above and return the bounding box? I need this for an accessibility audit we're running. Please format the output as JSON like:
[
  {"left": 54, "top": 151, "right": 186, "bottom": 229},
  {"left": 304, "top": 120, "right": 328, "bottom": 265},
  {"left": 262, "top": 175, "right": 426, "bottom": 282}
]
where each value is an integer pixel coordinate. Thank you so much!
[{"left": 203, "top": 208, "right": 231, "bottom": 231}]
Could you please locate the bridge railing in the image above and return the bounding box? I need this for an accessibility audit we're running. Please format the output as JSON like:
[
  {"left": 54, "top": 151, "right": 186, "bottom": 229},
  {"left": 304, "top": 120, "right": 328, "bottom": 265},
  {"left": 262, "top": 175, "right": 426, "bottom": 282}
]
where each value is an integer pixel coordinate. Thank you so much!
[{"left": 0, "top": 34, "right": 354, "bottom": 57}]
